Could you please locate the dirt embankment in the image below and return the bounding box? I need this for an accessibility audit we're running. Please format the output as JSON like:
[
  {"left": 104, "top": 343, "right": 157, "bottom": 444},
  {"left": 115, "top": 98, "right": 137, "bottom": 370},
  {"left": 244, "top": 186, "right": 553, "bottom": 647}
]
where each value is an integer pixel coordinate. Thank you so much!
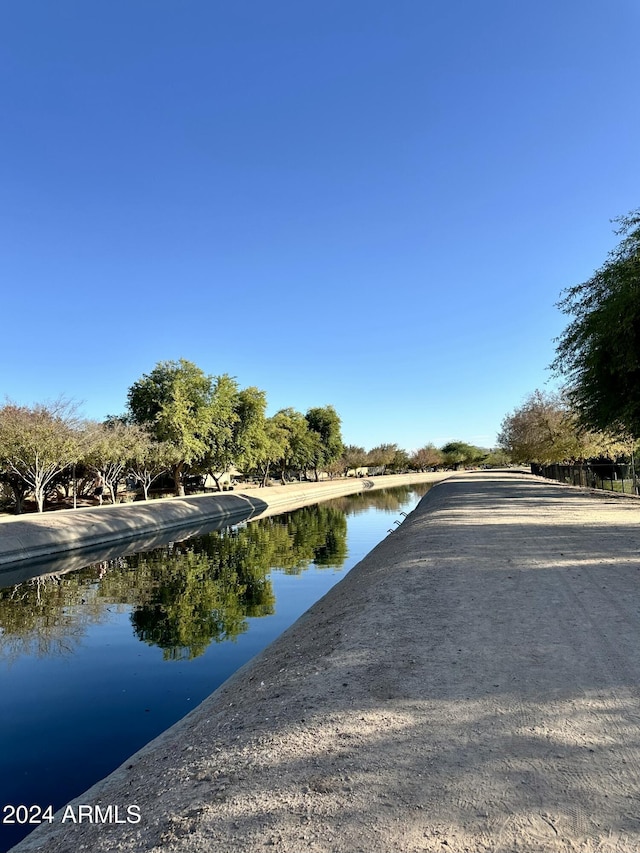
[{"left": 11, "top": 470, "right": 640, "bottom": 853}]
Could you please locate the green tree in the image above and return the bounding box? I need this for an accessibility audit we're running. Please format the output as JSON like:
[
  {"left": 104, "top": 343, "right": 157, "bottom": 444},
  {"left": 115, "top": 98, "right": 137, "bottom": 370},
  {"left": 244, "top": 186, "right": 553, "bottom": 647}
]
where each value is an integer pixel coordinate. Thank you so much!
[
  {"left": 201, "top": 374, "right": 241, "bottom": 491},
  {"left": 440, "top": 441, "right": 484, "bottom": 469},
  {"left": 271, "top": 408, "right": 317, "bottom": 483},
  {"left": 305, "top": 405, "right": 344, "bottom": 481},
  {"left": 340, "top": 444, "right": 367, "bottom": 476},
  {"left": 553, "top": 210, "right": 640, "bottom": 437},
  {"left": 232, "top": 386, "right": 269, "bottom": 479},
  {"left": 482, "top": 447, "right": 512, "bottom": 467},
  {"left": 248, "top": 415, "right": 290, "bottom": 487},
  {"left": 127, "top": 359, "right": 215, "bottom": 496}
]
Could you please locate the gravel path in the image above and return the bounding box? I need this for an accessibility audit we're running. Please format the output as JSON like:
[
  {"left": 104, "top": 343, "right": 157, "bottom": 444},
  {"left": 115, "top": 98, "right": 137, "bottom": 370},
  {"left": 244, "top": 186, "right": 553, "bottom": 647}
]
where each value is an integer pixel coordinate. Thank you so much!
[{"left": 11, "top": 470, "right": 640, "bottom": 853}]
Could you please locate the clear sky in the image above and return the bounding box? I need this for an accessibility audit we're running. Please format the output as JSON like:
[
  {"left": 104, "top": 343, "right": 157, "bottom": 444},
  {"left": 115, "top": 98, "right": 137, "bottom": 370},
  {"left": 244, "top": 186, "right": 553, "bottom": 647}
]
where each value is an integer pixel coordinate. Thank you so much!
[{"left": 2, "top": 1, "right": 638, "bottom": 452}]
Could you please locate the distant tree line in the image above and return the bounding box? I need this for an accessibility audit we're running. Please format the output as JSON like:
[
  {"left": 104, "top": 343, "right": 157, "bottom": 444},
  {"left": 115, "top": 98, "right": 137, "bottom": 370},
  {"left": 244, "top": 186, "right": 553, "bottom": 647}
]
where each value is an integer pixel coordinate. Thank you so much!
[{"left": 0, "top": 358, "right": 503, "bottom": 514}]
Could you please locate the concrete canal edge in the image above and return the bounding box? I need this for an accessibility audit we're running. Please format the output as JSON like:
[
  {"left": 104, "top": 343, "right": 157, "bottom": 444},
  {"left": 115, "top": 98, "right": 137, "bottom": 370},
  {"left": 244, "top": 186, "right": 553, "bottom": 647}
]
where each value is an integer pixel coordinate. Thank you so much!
[{"left": 0, "top": 472, "right": 448, "bottom": 576}]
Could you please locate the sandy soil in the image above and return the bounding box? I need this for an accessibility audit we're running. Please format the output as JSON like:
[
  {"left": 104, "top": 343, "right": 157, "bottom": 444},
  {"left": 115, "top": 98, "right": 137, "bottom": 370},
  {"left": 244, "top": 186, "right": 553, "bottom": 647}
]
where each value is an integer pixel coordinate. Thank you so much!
[{"left": 11, "top": 470, "right": 640, "bottom": 853}]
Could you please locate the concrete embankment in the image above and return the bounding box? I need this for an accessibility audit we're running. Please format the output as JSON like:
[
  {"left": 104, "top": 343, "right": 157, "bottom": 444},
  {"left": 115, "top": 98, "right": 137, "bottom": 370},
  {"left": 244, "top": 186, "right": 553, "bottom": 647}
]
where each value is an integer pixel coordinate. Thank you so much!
[
  {"left": 0, "top": 472, "right": 446, "bottom": 582},
  {"left": 11, "top": 469, "right": 640, "bottom": 853}
]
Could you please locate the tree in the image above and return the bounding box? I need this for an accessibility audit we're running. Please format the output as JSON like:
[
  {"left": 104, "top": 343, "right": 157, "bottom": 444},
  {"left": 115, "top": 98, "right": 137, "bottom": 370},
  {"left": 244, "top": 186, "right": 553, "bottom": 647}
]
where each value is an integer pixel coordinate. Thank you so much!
[
  {"left": 84, "top": 420, "right": 142, "bottom": 505},
  {"left": 232, "top": 386, "right": 269, "bottom": 479},
  {"left": 367, "top": 443, "right": 398, "bottom": 471},
  {"left": 389, "top": 447, "right": 410, "bottom": 473},
  {"left": 553, "top": 210, "right": 640, "bottom": 437},
  {"left": 441, "top": 441, "right": 484, "bottom": 469},
  {"left": 127, "top": 359, "right": 216, "bottom": 496},
  {"left": 305, "top": 406, "right": 344, "bottom": 481},
  {"left": 340, "top": 445, "right": 367, "bottom": 476},
  {"left": 248, "top": 415, "right": 289, "bottom": 487},
  {"left": 482, "top": 447, "right": 512, "bottom": 468},
  {"left": 127, "top": 430, "right": 179, "bottom": 500},
  {"left": 201, "top": 374, "right": 241, "bottom": 491},
  {"left": 410, "top": 444, "right": 444, "bottom": 471},
  {"left": 0, "top": 465, "right": 30, "bottom": 515},
  {"left": 271, "top": 408, "right": 317, "bottom": 483},
  {"left": 497, "top": 390, "right": 623, "bottom": 465},
  {"left": 0, "top": 400, "right": 83, "bottom": 512}
]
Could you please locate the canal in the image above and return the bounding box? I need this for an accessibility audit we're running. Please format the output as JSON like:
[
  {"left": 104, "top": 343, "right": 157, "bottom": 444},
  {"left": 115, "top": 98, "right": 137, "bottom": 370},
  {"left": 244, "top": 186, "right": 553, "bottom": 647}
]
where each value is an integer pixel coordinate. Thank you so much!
[{"left": 0, "top": 483, "right": 431, "bottom": 851}]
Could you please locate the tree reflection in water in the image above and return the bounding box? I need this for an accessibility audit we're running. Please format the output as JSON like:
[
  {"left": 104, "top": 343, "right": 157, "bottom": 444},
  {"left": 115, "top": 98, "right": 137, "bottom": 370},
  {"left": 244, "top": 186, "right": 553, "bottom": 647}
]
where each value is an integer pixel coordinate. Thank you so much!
[{"left": 0, "top": 484, "right": 429, "bottom": 663}]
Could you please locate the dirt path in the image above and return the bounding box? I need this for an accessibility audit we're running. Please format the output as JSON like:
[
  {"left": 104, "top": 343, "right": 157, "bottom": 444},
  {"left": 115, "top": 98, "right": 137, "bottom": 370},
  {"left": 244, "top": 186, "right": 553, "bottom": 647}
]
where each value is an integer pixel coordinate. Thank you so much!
[{"left": 11, "top": 471, "right": 640, "bottom": 852}]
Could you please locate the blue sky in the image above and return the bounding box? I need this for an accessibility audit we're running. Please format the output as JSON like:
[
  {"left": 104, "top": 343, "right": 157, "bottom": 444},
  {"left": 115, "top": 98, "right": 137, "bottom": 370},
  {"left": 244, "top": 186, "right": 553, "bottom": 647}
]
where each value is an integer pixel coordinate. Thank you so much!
[{"left": 2, "top": 1, "right": 638, "bottom": 451}]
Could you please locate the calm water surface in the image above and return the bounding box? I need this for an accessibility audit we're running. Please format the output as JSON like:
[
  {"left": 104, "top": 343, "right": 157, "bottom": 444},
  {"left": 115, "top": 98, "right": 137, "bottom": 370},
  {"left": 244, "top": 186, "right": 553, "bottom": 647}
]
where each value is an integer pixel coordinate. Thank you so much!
[{"left": 0, "top": 483, "right": 430, "bottom": 851}]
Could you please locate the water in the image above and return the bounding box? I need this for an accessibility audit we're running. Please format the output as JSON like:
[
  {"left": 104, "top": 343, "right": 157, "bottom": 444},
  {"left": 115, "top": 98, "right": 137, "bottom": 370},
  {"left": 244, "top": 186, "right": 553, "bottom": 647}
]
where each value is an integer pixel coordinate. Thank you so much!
[{"left": 0, "top": 483, "right": 430, "bottom": 851}]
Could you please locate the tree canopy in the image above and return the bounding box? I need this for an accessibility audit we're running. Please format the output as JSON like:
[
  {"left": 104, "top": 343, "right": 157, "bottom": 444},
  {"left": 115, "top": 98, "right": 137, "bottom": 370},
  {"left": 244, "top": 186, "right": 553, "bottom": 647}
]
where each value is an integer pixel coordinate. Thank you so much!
[
  {"left": 553, "top": 210, "right": 640, "bottom": 437},
  {"left": 441, "top": 441, "right": 484, "bottom": 469},
  {"left": 270, "top": 408, "right": 317, "bottom": 482},
  {"left": 305, "top": 405, "right": 344, "bottom": 481},
  {"left": 410, "top": 444, "right": 444, "bottom": 471},
  {"left": 497, "top": 389, "right": 627, "bottom": 465},
  {"left": 127, "top": 359, "right": 215, "bottom": 495},
  {"left": 0, "top": 400, "right": 83, "bottom": 512},
  {"left": 367, "top": 443, "right": 399, "bottom": 469}
]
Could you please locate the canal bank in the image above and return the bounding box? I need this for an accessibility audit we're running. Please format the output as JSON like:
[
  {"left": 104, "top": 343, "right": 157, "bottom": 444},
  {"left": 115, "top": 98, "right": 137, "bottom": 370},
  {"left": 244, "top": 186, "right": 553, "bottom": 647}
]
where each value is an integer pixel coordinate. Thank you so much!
[
  {"left": 13, "top": 469, "right": 640, "bottom": 853},
  {"left": 0, "top": 472, "right": 447, "bottom": 578}
]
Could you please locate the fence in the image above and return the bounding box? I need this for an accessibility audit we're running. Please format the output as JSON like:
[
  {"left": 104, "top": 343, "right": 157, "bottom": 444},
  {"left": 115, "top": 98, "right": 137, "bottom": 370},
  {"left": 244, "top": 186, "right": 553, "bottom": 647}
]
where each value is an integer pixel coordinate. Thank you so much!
[{"left": 532, "top": 462, "right": 639, "bottom": 496}]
